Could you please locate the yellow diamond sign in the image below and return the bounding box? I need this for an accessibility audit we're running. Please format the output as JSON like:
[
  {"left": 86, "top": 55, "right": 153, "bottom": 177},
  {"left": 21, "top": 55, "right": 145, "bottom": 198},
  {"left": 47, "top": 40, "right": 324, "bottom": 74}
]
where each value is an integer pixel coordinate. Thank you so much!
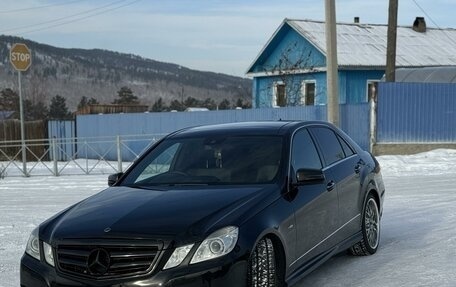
[{"left": 10, "top": 43, "right": 32, "bottom": 72}]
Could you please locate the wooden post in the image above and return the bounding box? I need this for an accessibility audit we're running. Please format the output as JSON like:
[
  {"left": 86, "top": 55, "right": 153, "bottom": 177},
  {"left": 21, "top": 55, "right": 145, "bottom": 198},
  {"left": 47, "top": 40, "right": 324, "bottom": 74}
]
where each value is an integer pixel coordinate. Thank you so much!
[{"left": 386, "top": 0, "right": 398, "bottom": 82}]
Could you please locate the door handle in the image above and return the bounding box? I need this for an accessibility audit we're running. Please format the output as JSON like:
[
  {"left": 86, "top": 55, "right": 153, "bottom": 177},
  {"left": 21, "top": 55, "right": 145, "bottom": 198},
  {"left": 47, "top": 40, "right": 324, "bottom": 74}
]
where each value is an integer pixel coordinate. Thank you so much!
[
  {"left": 326, "top": 180, "right": 336, "bottom": 192},
  {"left": 354, "top": 164, "right": 361, "bottom": 174},
  {"left": 355, "top": 158, "right": 365, "bottom": 174}
]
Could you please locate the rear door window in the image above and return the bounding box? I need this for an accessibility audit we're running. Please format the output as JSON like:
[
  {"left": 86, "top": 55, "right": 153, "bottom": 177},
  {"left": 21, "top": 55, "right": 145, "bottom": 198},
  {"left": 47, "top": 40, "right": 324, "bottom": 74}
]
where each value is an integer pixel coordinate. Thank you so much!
[
  {"left": 310, "top": 127, "right": 345, "bottom": 166},
  {"left": 338, "top": 136, "right": 355, "bottom": 157}
]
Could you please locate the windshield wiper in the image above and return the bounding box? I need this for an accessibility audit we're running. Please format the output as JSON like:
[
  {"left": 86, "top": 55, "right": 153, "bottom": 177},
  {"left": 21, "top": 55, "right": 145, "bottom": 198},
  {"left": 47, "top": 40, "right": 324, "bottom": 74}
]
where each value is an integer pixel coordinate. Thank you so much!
[
  {"left": 122, "top": 184, "right": 167, "bottom": 191},
  {"left": 166, "top": 183, "right": 209, "bottom": 186}
]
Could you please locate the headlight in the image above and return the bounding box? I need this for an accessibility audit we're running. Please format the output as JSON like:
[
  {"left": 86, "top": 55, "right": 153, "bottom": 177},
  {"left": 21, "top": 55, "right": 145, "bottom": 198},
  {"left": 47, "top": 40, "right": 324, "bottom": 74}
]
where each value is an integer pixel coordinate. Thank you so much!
[
  {"left": 163, "top": 244, "right": 194, "bottom": 270},
  {"left": 190, "top": 226, "right": 238, "bottom": 264},
  {"left": 25, "top": 227, "right": 40, "bottom": 261},
  {"left": 43, "top": 242, "right": 55, "bottom": 266}
]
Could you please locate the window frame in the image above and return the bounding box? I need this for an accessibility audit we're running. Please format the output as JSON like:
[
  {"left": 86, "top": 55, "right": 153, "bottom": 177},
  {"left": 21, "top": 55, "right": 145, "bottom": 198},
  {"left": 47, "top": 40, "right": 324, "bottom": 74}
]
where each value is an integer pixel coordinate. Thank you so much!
[
  {"left": 309, "top": 126, "right": 347, "bottom": 167},
  {"left": 273, "top": 81, "right": 286, "bottom": 107},
  {"left": 366, "top": 80, "right": 379, "bottom": 103},
  {"left": 300, "top": 80, "right": 316, "bottom": 106}
]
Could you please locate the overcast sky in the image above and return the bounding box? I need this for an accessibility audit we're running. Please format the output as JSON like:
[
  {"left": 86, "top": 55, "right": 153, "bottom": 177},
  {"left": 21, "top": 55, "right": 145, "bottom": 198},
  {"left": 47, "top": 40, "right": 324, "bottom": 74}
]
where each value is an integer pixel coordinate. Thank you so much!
[{"left": 1, "top": 0, "right": 455, "bottom": 77}]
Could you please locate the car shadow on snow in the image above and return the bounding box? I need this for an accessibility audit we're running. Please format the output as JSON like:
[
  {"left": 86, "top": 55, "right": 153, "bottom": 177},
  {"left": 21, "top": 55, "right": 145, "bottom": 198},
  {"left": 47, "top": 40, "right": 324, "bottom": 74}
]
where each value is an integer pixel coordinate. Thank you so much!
[{"left": 294, "top": 202, "right": 443, "bottom": 287}]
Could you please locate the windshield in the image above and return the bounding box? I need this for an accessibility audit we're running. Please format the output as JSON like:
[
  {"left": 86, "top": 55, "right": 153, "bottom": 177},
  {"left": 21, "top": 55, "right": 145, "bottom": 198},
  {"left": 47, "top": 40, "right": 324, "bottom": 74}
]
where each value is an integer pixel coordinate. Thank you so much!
[{"left": 121, "top": 135, "right": 283, "bottom": 186}]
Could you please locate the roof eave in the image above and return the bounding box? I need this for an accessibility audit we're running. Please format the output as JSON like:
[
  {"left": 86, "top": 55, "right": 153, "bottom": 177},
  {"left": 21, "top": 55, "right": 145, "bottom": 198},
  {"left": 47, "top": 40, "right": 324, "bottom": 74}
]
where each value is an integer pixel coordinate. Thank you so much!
[
  {"left": 285, "top": 19, "right": 327, "bottom": 56},
  {"left": 245, "top": 19, "right": 289, "bottom": 75}
]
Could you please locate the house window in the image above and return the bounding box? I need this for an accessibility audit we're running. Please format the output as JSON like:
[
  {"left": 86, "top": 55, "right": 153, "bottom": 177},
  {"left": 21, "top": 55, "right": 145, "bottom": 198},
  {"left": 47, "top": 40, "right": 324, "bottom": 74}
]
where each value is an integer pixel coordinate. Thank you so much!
[
  {"left": 273, "top": 82, "right": 286, "bottom": 107},
  {"left": 367, "top": 80, "right": 379, "bottom": 102},
  {"left": 300, "top": 81, "right": 316, "bottom": 105}
]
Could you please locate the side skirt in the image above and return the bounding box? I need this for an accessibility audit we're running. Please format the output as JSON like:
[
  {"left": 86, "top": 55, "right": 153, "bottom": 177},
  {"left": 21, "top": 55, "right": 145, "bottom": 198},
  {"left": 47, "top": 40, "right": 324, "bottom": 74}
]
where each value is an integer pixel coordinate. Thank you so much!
[{"left": 285, "top": 232, "right": 362, "bottom": 286}]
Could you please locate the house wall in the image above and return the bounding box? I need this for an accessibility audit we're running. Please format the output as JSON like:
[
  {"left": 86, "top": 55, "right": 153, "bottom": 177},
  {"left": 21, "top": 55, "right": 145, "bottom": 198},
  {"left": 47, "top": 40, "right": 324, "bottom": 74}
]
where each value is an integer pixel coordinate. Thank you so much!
[
  {"left": 249, "top": 23, "right": 385, "bottom": 107},
  {"left": 254, "top": 69, "right": 384, "bottom": 108},
  {"left": 339, "top": 70, "right": 385, "bottom": 103},
  {"left": 250, "top": 25, "right": 326, "bottom": 73},
  {"left": 253, "top": 72, "right": 327, "bottom": 107}
]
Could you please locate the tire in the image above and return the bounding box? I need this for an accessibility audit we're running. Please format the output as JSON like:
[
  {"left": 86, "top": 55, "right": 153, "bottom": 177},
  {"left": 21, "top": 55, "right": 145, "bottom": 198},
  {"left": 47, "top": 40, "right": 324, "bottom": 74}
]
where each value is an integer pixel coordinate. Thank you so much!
[
  {"left": 247, "top": 237, "right": 281, "bottom": 287},
  {"left": 350, "top": 194, "right": 380, "bottom": 256}
]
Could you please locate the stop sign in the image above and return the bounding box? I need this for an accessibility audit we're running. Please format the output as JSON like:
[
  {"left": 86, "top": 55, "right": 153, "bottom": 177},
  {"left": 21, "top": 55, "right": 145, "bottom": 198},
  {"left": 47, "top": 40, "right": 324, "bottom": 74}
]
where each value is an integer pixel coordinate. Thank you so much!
[{"left": 10, "top": 43, "right": 32, "bottom": 72}]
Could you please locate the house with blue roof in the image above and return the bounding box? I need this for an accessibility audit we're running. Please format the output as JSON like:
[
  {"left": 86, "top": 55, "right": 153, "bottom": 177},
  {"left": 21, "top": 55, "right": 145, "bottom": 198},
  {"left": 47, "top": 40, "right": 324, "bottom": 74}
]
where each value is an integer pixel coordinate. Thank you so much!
[{"left": 246, "top": 18, "right": 456, "bottom": 108}]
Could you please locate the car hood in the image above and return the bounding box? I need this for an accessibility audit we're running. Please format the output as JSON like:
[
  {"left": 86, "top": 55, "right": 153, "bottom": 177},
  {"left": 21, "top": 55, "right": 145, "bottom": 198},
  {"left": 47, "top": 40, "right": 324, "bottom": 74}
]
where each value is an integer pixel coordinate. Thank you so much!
[{"left": 46, "top": 185, "right": 273, "bottom": 247}]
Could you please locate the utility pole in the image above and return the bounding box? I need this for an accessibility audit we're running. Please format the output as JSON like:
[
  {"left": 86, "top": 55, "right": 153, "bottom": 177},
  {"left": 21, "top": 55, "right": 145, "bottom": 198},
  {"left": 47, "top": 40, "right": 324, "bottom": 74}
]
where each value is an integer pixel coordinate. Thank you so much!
[
  {"left": 325, "top": 0, "right": 339, "bottom": 126},
  {"left": 386, "top": 0, "right": 398, "bottom": 82}
]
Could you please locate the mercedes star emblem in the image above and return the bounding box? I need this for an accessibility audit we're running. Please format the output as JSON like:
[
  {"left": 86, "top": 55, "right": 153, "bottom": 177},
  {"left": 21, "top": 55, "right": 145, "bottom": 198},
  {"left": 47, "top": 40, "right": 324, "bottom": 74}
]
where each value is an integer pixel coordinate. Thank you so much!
[{"left": 87, "top": 248, "right": 110, "bottom": 275}]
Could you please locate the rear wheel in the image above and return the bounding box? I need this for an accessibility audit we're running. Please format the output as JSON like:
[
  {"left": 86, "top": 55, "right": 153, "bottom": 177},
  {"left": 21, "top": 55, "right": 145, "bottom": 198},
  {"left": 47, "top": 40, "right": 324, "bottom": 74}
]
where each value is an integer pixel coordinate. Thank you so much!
[
  {"left": 350, "top": 194, "right": 380, "bottom": 256},
  {"left": 248, "top": 237, "right": 282, "bottom": 287}
]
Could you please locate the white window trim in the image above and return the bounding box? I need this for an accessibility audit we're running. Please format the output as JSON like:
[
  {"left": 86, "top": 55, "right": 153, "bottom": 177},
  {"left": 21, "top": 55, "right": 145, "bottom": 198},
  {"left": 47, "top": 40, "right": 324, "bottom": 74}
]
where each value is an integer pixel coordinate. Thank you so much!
[
  {"left": 273, "top": 81, "right": 285, "bottom": 107},
  {"left": 366, "top": 80, "right": 380, "bottom": 103},
  {"left": 300, "top": 80, "right": 316, "bottom": 106}
]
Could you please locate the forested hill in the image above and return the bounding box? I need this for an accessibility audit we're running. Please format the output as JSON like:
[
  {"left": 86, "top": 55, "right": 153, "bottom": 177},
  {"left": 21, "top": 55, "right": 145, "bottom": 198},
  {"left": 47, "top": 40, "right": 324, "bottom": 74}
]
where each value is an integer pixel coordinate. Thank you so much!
[{"left": 0, "top": 35, "right": 251, "bottom": 111}]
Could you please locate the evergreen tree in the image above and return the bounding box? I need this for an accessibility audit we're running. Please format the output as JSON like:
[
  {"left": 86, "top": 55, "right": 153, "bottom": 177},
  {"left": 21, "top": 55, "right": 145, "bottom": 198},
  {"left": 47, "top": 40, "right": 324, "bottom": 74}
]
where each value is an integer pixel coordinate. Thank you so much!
[
  {"left": 218, "top": 99, "right": 231, "bottom": 110},
  {"left": 1, "top": 88, "right": 49, "bottom": 120},
  {"left": 151, "top": 97, "right": 165, "bottom": 112},
  {"left": 49, "top": 95, "right": 72, "bottom": 119},
  {"left": 112, "top": 86, "right": 139, "bottom": 105},
  {"left": 25, "top": 100, "right": 48, "bottom": 120},
  {"left": 78, "top": 96, "right": 99, "bottom": 111},
  {"left": 88, "top": 97, "right": 99, "bottom": 105},
  {"left": 77, "top": 96, "right": 88, "bottom": 111},
  {"left": 202, "top": 98, "right": 216, "bottom": 110},
  {"left": 183, "top": 96, "right": 199, "bottom": 108},
  {"left": 169, "top": 100, "right": 184, "bottom": 111},
  {"left": 0, "top": 88, "right": 19, "bottom": 116},
  {"left": 234, "top": 98, "right": 252, "bottom": 109}
]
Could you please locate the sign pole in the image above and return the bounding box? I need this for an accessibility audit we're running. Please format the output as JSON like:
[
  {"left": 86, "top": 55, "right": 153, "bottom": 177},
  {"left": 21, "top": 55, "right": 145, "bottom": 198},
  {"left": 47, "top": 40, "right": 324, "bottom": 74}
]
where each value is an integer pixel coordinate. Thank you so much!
[
  {"left": 18, "top": 71, "right": 28, "bottom": 176},
  {"left": 10, "top": 43, "right": 32, "bottom": 177}
]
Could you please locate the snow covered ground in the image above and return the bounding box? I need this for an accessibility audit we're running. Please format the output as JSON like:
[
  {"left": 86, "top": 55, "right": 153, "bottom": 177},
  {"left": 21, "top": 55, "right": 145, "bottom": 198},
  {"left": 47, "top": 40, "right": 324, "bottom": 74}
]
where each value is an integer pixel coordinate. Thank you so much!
[{"left": 1, "top": 149, "right": 456, "bottom": 286}]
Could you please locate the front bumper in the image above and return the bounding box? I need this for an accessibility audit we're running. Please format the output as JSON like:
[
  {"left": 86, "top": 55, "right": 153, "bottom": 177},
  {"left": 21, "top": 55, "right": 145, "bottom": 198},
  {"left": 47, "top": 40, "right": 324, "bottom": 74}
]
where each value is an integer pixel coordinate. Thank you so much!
[{"left": 21, "top": 253, "right": 247, "bottom": 287}]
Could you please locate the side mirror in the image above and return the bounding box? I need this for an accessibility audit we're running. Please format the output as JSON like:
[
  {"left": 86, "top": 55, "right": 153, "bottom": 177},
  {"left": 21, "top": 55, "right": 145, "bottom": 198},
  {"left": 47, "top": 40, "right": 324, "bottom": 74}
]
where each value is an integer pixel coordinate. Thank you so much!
[
  {"left": 108, "top": 172, "right": 124, "bottom": 186},
  {"left": 296, "top": 168, "right": 325, "bottom": 184}
]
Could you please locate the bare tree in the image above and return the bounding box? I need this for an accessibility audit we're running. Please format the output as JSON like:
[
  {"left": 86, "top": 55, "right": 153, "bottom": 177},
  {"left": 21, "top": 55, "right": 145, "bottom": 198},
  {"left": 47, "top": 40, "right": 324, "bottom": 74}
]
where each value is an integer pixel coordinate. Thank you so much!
[{"left": 257, "top": 41, "right": 316, "bottom": 108}]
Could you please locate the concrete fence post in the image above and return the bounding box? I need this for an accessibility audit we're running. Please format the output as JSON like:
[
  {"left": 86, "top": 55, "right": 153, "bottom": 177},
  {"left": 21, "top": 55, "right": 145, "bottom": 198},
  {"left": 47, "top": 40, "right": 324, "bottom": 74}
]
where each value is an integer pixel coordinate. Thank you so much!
[
  {"left": 117, "top": 135, "right": 122, "bottom": 173},
  {"left": 52, "top": 138, "right": 59, "bottom": 176},
  {"left": 369, "top": 97, "right": 377, "bottom": 154}
]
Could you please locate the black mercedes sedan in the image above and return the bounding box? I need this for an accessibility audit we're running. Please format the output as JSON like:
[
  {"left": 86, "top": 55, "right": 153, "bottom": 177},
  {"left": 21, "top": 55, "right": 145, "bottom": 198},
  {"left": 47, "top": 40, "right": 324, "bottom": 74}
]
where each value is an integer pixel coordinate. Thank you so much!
[{"left": 21, "top": 121, "right": 385, "bottom": 287}]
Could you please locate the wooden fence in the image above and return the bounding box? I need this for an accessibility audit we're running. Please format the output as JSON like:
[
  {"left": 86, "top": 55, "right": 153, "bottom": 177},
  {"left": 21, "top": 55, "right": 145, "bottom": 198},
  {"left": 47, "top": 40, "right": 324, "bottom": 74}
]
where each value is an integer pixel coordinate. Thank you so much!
[{"left": 0, "top": 119, "right": 47, "bottom": 161}]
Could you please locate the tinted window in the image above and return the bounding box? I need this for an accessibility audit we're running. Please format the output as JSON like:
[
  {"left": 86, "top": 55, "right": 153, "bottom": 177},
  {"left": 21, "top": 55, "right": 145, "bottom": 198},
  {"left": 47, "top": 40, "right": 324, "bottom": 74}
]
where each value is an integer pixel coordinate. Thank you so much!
[
  {"left": 338, "top": 136, "right": 354, "bottom": 157},
  {"left": 311, "top": 127, "right": 345, "bottom": 166},
  {"left": 291, "top": 129, "right": 322, "bottom": 171},
  {"left": 134, "top": 143, "right": 180, "bottom": 183},
  {"left": 122, "top": 136, "right": 283, "bottom": 185}
]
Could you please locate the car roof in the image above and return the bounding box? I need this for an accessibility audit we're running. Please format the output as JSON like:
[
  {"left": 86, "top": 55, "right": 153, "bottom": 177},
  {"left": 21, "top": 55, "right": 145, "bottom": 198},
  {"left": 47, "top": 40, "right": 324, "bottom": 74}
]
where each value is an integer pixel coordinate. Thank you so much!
[{"left": 169, "top": 121, "right": 334, "bottom": 138}]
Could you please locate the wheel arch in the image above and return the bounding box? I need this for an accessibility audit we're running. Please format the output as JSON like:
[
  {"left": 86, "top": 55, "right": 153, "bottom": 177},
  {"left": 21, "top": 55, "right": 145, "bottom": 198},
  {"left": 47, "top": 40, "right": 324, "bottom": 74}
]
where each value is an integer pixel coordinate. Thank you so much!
[
  {"left": 265, "top": 233, "right": 286, "bottom": 282},
  {"left": 249, "top": 230, "right": 287, "bottom": 284},
  {"left": 362, "top": 179, "right": 381, "bottom": 218}
]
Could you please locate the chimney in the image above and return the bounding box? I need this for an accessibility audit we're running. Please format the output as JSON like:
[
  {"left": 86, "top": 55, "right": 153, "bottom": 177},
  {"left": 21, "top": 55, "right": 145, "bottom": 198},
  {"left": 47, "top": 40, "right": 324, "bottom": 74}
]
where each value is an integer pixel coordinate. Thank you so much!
[
  {"left": 413, "top": 17, "right": 426, "bottom": 32},
  {"left": 354, "top": 17, "right": 360, "bottom": 24}
]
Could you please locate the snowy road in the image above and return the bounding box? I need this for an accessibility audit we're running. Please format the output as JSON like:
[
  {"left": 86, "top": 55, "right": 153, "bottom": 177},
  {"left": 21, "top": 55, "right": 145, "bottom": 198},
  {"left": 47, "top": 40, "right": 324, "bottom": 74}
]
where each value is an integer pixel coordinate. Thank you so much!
[{"left": 1, "top": 150, "right": 456, "bottom": 286}]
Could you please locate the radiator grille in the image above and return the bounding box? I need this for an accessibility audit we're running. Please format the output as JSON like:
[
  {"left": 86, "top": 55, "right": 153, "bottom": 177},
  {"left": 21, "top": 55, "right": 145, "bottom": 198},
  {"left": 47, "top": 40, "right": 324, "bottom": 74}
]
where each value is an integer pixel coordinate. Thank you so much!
[{"left": 56, "top": 244, "right": 160, "bottom": 279}]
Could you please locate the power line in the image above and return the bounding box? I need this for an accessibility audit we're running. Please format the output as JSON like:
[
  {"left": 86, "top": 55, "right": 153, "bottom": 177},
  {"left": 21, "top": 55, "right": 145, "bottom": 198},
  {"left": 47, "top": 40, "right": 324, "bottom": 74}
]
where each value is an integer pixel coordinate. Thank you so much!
[
  {"left": 18, "top": 0, "right": 143, "bottom": 35},
  {"left": 411, "top": 0, "right": 440, "bottom": 29},
  {"left": 0, "top": 0, "right": 129, "bottom": 34},
  {"left": 411, "top": 0, "right": 456, "bottom": 47},
  {"left": 0, "top": 0, "right": 83, "bottom": 14}
]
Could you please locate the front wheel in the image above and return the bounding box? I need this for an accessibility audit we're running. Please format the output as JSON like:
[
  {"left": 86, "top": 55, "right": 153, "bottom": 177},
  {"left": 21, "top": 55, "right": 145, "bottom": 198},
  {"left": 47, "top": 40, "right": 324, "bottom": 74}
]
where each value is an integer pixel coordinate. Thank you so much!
[
  {"left": 248, "top": 237, "right": 282, "bottom": 287},
  {"left": 350, "top": 194, "right": 380, "bottom": 256}
]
